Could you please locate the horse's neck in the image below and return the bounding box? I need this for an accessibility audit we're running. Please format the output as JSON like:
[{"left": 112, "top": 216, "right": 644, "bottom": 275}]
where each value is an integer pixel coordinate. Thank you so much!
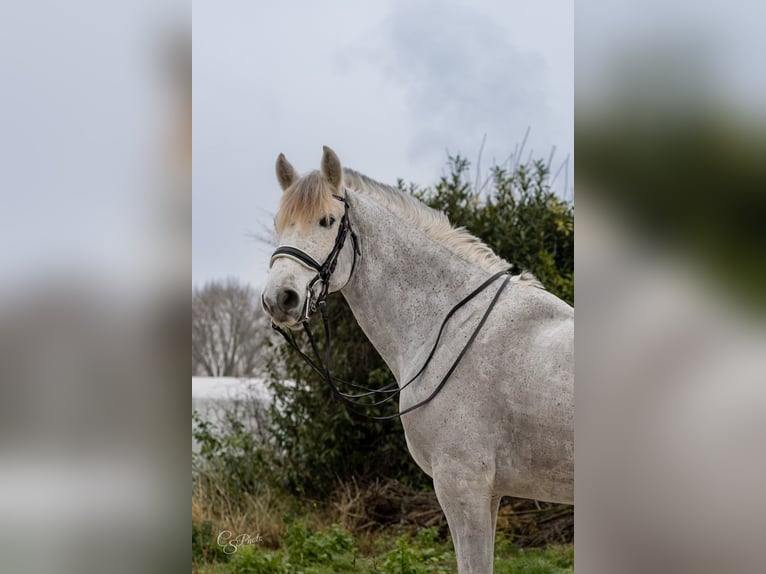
[{"left": 340, "top": 193, "right": 491, "bottom": 382}]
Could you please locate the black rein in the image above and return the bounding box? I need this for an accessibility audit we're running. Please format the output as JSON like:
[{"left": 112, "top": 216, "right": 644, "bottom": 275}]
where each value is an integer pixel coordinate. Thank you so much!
[{"left": 270, "top": 191, "right": 510, "bottom": 420}]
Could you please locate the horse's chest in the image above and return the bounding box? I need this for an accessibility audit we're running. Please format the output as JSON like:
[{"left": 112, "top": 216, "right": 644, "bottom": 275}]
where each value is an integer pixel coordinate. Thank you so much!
[
  {"left": 398, "top": 392, "right": 494, "bottom": 479},
  {"left": 400, "top": 417, "right": 435, "bottom": 477}
]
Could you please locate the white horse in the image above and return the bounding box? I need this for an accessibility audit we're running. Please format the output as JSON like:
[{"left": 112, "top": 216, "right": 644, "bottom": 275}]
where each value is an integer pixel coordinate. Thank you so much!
[{"left": 261, "top": 146, "right": 573, "bottom": 573}]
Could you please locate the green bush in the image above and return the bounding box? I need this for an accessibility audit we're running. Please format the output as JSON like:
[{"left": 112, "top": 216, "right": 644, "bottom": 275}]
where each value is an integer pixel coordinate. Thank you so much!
[
  {"left": 193, "top": 409, "right": 276, "bottom": 502},
  {"left": 225, "top": 522, "right": 360, "bottom": 574},
  {"left": 412, "top": 155, "right": 573, "bottom": 305},
  {"left": 283, "top": 521, "right": 355, "bottom": 566},
  {"left": 229, "top": 546, "right": 282, "bottom": 574},
  {"left": 379, "top": 530, "right": 454, "bottom": 574}
]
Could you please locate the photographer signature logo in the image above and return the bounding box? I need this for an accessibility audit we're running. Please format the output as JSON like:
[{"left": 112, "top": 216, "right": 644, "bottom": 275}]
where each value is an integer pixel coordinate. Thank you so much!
[{"left": 217, "top": 530, "right": 264, "bottom": 554}]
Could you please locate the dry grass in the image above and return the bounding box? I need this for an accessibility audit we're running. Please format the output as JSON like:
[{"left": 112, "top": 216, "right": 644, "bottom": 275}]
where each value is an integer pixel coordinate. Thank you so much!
[
  {"left": 331, "top": 477, "right": 446, "bottom": 533},
  {"left": 496, "top": 498, "right": 574, "bottom": 546},
  {"left": 193, "top": 473, "right": 573, "bottom": 551},
  {"left": 192, "top": 479, "right": 296, "bottom": 549},
  {"left": 330, "top": 477, "right": 573, "bottom": 546}
]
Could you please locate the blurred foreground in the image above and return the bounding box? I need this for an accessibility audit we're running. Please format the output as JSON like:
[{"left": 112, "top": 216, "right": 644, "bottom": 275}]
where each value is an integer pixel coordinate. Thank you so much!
[
  {"left": 0, "top": 2, "right": 189, "bottom": 573},
  {"left": 576, "top": 1, "right": 766, "bottom": 572}
]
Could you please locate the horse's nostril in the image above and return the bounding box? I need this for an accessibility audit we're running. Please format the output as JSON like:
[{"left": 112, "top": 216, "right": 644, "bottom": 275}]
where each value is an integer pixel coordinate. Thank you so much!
[
  {"left": 261, "top": 293, "right": 273, "bottom": 314},
  {"left": 277, "top": 288, "right": 300, "bottom": 312}
]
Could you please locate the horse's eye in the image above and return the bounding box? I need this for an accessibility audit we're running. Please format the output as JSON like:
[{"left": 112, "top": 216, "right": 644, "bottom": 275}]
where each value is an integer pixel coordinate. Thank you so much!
[{"left": 319, "top": 215, "right": 336, "bottom": 228}]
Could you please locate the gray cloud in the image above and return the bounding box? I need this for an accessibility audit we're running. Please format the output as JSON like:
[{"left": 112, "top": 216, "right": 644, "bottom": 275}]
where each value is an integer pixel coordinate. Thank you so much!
[{"left": 375, "top": 0, "right": 559, "bottom": 171}]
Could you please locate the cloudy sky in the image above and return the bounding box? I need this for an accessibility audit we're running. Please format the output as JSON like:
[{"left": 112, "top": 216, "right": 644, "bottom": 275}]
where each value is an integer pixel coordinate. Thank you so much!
[{"left": 193, "top": 0, "right": 573, "bottom": 289}]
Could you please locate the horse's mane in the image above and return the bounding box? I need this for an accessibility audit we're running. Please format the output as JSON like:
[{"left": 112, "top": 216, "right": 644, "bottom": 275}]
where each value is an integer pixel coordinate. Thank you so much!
[{"left": 276, "top": 167, "right": 544, "bottom": 288}]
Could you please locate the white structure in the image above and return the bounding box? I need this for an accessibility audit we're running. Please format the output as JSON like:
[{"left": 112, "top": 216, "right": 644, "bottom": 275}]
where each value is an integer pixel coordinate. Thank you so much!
[{"left": 192, "top": 377, "right": 274, "bottom": 454}]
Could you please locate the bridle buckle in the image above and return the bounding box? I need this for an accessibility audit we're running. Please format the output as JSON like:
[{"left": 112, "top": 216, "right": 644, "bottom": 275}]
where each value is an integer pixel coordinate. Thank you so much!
[{"left": 303, "top": 279, "right": 324, "bottom": 321}]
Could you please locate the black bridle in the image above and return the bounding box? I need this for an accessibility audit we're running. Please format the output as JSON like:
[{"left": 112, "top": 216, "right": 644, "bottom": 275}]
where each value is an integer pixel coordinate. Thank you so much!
[
  {"left": 269, "top": 190, "right": 510, "bottom": 420},
  {"left": 270, "top": 191, "right": 360, "bottom": 322}
]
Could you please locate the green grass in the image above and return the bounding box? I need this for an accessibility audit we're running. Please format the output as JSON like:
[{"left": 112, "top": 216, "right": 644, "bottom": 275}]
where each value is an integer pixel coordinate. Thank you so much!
[
  {"left": 193, "top": 521, "right": 573, "bottom": 574},
  {"left": 192, "top": 410, "right": 572, "bottom": 573}
]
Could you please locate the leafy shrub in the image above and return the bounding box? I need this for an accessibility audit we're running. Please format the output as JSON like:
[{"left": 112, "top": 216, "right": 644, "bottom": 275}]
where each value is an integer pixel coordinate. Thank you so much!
[
  {"left": 413, "top": 156, "right": 573, "bottom": 305},
  {"left": 193, "top": 408, "right": 276, "bottom": 503},
  {"left": 379, "top": 531, "right": 454, "bottom": 574},
  {"left": 229, "top": 546, "right": 282, "bottom": 574},
  {"left": 283, "top": 521, "right": 355, "bottom": 566},
  {"left": 224, "top": 522, "right": 360, "bottom": 573}
]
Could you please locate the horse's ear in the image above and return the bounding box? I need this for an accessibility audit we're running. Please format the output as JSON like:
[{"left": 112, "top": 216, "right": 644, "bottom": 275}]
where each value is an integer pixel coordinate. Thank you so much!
[
  {"left": 320, "top": 145, "right": 343, "bottom": 191},
  {"left": 275, "top": 153, "right": 299, "bottom": 191}
]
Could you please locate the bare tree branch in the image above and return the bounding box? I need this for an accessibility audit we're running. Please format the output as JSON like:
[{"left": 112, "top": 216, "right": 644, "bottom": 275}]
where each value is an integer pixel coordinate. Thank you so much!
[{"left": 192, "top": 278, "right": 270, "bottom": 377}]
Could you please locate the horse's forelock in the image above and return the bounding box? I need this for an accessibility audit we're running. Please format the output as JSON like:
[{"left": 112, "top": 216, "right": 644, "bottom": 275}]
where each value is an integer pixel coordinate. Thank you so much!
[{"left": 275, "top": 171, "right": 338, "bottom": 232}]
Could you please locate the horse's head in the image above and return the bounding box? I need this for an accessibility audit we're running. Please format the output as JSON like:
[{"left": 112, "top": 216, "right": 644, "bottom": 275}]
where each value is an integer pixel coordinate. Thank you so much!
[{"left": 262, "top": 146, "right": 357, "bottom": 329}]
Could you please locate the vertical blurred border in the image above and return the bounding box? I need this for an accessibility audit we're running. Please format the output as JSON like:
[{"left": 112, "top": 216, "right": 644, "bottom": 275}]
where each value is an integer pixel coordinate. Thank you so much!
[
  {"left": 0, "top": 2, "right": 189, "bottom": 573},
  {"left": 576, "top": 1, "right": 766, "bottom": 573}
]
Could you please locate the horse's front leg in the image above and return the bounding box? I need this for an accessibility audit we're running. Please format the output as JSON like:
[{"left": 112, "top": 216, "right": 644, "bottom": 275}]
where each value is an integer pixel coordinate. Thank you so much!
[{"left": 433, "top": 470, "right": 497, "bottom": 573}]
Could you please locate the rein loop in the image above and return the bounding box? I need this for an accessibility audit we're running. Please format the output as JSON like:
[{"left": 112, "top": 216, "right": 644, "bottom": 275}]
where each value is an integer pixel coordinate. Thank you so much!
[{"left": 269, "top": 190, "right": 510, "bottom": 420}]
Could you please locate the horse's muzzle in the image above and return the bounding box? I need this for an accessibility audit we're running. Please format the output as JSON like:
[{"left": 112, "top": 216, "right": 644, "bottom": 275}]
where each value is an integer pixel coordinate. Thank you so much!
[{"left": 262, "top": 288, "right": 303, "bottom": 328}]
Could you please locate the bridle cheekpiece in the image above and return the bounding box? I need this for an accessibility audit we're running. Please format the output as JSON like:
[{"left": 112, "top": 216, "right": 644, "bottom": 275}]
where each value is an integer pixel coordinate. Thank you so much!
[{"left": 269, "top": 190, "right": 360, "bottom": 322}]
